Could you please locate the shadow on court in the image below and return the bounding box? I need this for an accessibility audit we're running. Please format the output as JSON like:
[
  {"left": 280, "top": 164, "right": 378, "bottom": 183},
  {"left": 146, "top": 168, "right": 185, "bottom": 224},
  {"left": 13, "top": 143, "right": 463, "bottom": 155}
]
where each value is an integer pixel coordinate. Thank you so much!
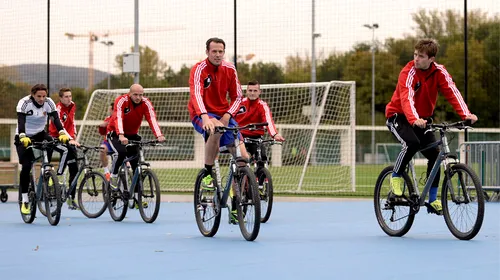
[{"left": 0, "top": 200, "right": 498, "bottom": 280}]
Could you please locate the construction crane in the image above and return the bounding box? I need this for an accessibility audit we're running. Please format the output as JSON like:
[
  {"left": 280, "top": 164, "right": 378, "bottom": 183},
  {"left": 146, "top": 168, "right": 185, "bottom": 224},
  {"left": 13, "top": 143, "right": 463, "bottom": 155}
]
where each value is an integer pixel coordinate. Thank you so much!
[{"left": 64, "top": 26, "right": 184, "bottom": 91}]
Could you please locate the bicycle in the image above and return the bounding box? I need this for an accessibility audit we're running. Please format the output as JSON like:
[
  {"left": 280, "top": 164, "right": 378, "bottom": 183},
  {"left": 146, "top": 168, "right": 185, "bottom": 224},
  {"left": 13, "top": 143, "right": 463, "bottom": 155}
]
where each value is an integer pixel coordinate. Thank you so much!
[
  {"left": 106, "top": 140, "right": 162, "bottom": 223},
  {"left": 19, "top": 140, "right": 62, "bottom": 226},
  {"left": 243, "top": 137, "right": 282, "bottom": 223},
  {"left": 194, "top": 123, "right": 263, "bottom": 241},
  {"left": 374, "top": 120, "right": 485, "bottom": 240},
  {"left": 57, "top": 145, "right": 108, "bottom": 218}
]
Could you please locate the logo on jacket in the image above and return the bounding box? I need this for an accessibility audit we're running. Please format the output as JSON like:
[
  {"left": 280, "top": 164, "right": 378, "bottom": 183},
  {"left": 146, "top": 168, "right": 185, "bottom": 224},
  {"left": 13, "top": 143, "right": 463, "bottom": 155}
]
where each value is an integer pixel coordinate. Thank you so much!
[
  {"left": 124, "top": 107, "right": 130, "bottom": 114},
  {"left": 26, "top": 110, "right": 33, "bottom": 116},
  {"left": 62, "top": 113, "right": 68, "bottom": 122},
  {"left": 204, "top": 75, "right": 212, "bottom": 89},
  {"left": 236, "top": 106, "right": 246, "bottom": 115},
  {"left": 414, "top": 81, "right": 421, "bottom": 92}
]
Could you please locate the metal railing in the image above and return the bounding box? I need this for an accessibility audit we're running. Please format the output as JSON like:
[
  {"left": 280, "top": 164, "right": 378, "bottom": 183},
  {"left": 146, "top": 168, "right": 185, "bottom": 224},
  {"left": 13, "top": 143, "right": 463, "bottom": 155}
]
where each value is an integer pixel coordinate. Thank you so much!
[{"left": 459, "top": 141, "right": 500, "bottom": 201}]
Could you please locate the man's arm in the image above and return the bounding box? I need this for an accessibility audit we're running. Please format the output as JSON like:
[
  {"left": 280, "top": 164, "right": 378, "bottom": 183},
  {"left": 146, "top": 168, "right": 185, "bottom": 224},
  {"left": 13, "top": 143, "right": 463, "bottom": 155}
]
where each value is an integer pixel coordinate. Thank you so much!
[
  {"left": 398, "top": 68, "right": 420, "bottom": 126},
  {"left": 189, "top": 64, "right": 208, "bottom": 117},
  {"left": 259, "top": 101, "right": 283, "bottom": 141},
  {"left": 225, "top": 64, "right": 243, "bottom": 119},
  {"left": 436, "top": 64, "right": 472, "bottom": 120},
  {"left": 143, "top": 98, "right": 164, "bottom": 141}
]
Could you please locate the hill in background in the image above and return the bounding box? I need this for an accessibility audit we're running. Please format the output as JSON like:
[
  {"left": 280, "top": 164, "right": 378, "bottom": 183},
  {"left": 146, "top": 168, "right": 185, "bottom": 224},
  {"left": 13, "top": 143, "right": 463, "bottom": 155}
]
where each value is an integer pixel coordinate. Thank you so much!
[{"left": 1, "top": 64, "right": 108, "bottom": 92}]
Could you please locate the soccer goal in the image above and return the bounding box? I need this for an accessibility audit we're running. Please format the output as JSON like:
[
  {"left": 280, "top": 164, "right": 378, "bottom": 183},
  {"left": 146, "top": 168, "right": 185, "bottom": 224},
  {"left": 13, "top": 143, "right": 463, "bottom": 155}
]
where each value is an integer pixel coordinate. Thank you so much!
[{"left": 78, "top": 81, "right": 356, "bottom": 195}]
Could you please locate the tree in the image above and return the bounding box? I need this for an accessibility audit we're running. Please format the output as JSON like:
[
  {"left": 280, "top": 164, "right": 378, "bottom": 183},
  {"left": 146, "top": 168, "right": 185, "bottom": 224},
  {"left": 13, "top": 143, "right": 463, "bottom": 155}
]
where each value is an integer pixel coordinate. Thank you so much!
[{"left": 284, "top": 53, "right": 311, "bottom": 83}]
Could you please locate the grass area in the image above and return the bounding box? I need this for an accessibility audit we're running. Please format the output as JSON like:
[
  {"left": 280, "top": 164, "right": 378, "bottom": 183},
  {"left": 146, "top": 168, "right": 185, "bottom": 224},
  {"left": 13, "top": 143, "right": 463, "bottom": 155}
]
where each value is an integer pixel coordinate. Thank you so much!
[{"left": 151, "top": 164, "right": 430, "bottom": 197}]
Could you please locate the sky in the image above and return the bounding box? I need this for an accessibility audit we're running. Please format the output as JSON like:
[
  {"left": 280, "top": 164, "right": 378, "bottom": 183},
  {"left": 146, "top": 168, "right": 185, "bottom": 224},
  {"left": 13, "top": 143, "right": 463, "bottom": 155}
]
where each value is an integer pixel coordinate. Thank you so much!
[{"left": 0, "top": 0, "right": 498, "bottom": 74}]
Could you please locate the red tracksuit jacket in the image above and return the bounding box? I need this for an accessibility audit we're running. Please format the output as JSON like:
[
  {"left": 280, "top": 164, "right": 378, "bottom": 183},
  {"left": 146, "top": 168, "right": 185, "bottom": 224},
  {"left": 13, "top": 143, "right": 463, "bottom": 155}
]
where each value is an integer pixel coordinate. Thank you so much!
[
  {"left": 234, "top": 97, "right": 278, "bottom": 137},
  {"left": 107, "top": 94, "right": 163, "bottom": 138},
  {"left": 385, "top": 61, "right": 471, "bottom": 125},
  {"left": 49, "top": 101, "right": 76, "bottom": 138},
  {"left": 188, "top": 58, "right": 242, "bottom": 119}
]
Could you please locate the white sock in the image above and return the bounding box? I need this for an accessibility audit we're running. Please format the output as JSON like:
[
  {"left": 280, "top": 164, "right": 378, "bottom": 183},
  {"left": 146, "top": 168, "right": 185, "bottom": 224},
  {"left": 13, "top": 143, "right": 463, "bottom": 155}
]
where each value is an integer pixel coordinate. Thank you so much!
[
  {"left": 22, "top": 193, "right": 28, "bottom": 203},
  {"left": 104, "top": 167, "right": 110, "bottom": 174}
]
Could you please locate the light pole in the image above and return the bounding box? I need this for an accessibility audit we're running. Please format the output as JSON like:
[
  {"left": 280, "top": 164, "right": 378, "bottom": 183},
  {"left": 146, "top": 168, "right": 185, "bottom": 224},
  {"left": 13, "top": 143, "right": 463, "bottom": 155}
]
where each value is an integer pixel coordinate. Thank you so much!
[
  {"left": 101, "top": 40, "right": 114, "bottom": 89},
  {"left": 363, "top": 23, "right": 379, "bottom": 162}
]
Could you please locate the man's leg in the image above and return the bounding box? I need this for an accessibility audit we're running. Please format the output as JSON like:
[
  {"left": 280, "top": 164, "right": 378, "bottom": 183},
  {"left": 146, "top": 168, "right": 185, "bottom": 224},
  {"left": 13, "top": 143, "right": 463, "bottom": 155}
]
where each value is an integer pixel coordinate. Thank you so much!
[{"left": 386, "top": 114, "right": 420, "bottom": 196}]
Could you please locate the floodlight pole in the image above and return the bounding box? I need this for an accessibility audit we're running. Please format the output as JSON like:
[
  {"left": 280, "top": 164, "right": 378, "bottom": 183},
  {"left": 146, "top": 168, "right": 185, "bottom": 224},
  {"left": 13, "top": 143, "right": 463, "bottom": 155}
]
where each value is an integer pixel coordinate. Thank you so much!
[{"left": 364, "top": 23, "right": 379, "bottom": 161}]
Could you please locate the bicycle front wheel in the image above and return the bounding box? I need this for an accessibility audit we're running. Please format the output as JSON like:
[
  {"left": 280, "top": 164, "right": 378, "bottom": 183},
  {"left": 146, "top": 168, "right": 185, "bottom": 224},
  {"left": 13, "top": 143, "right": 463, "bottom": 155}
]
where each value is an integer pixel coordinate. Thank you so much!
[
  {"left": 256, "top": 167, "right": 273, "bottom": 223},
  {"left": 19, "top": 177, "right": 37, "bottom": 224},
  {"left": 236, "top": 167, "right": 261, "bottom": 241},
  {"left": 442, "top": 163, "right": 485, "bottom": 240},
  {"left": 107, "top": 174, "right": 128, "bottom": 222},
  {"left": 194, "top": 169, "right": 221, "bottom": 237},
  {"left": 44, "top": 170, "right": 62, "bottom": 226},
  {"left": 138, "top": 170, "right": 161, "bottom": 223},
  {"left": 374, "top": 166, "right": 416, "bottom": 237},
  {"left": 78, "top": 171, "right": 108, "bottom": 219}
]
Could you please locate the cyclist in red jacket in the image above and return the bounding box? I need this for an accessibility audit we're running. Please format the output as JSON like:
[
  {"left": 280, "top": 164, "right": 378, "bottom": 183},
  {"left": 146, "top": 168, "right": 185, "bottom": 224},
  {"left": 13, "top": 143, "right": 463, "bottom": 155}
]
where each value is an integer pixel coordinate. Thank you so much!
[
  {"left": 107, "top": 84, "right": 165, "bottom": 199},
  {"left": 235, "top": 80, "right": 285, "bottom": 167},
  {"left": 188, "top": 37, "right": 245, "bottom": 188},
  {"left": 385, "top": 39, "right": 477, "bottom": 214},
  {"left": 48, "top": 87, "right": 81, "bottom": 210}
]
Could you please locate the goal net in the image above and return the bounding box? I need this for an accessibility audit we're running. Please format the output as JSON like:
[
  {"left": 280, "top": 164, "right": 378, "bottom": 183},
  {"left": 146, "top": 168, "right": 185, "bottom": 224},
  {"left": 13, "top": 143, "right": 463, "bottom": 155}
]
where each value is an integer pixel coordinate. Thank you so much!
[{"left": 78, "top": 81, "right": 356, "bottom": 194}]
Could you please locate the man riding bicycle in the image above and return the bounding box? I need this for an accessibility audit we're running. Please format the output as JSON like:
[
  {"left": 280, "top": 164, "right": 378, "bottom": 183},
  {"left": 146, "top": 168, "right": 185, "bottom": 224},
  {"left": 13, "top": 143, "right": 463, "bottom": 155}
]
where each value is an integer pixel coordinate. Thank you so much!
[
  {"left": 188, "top": 37, "right": 247, "bottom": 223},
  {"left": 385, "top": 38, "right": 477, "bottom": 214},
  {"left": 107, "top": 84, "right": 165, "bottom": 207},
  {"left": 234, "top": 80, "right": 285, "bottom": 167}
]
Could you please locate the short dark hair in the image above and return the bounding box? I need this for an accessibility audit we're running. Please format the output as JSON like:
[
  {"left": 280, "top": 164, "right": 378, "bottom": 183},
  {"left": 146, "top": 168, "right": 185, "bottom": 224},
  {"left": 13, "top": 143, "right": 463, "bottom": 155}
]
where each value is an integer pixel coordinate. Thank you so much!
[
  {"left": 415, "top": 39, "right": 439, "bottom": 58},
  {"left": 58, "top": 87, "right": 71, "bottom": 97},
  {"left": 206, "top": 37, "right": 226, "bottom": 50},
  {"left": 31, "top": 84, "right": 48, "bottom": 95},
  {"left": 247, "top": 80, "right": 260, "bottom": 86}
]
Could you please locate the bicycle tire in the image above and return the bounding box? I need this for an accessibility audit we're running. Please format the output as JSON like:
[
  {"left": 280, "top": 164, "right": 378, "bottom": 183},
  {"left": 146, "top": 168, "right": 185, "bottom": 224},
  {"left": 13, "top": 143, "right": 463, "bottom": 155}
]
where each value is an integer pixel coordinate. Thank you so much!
[
  {"left": 256, "top": 167, "right": 273, "bottom": 223},
  {"left": 374, "top": 166, "right": 416, "bottom": 237},
  {"left": 235, "top": 167, "right": 261, "bottom": 241},
  {"left": 78, "top": 171, "right": 108, "bottom": 219},
  {"left": 107, "top": 173, "right": 128, "bottom": 222},
  {"left": 194, "top": 169, "right": 221, "bottom": 237},
  {"left": 37, "top": 175, "right": 48, "bottom": 217},
  {"left": 442, "top": 163, "right": 485, "bottom": 240},
  {"left": 19, "top": 177, "right": 37, "bottom": 224},
  {"left": 138, "top": 169, "right": 161, "bottom": 223},
  {"left": 44, "top": 170, "right": 62, "bottom": 226}
]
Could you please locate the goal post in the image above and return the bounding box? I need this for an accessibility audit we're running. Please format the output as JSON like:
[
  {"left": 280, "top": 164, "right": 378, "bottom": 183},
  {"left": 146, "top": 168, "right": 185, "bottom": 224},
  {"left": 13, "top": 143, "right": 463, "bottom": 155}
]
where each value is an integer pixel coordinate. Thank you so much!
[{"left": 78, "top": 81, "right": 356, "bottom": 195}]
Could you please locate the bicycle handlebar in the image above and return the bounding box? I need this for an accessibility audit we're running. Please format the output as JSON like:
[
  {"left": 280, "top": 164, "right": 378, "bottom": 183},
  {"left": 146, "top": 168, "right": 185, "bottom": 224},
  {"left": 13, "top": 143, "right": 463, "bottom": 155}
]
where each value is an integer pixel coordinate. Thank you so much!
[
  {"left": 29, "top": 140, "right": 60, "bottom": 150},
  {"left": 425, "top": 120, "right": 473, "bottom": 134},
  {"left": 126, "top": 139, "right": 163, "bottom": 147},
  {"left": 78, "top": 145, "right": 104, "bottom": 153},
  {"left": 243, "top": 137, "right": 283, "bottom": 146},
  {"left": 214, "top": 122, "right": 269, "bottom": 134}
]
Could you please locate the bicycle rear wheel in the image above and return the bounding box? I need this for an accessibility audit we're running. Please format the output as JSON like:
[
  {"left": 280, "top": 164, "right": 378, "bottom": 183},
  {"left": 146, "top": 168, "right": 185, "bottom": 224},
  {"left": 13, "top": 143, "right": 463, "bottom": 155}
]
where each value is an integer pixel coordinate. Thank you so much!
[
  {"left": 44, "top": 170, "right": 62, "bottom": 226},
  {"left": 19, "top": 178, "right": 37, "bottom": 224},
  {"left": 107, "top": 174, "right": 128, "bottom": 222},
  {"left": 194, "top": 169, "right": 221, "bottom": 237},
  {"left": 256, "top": 167, "right": 273, "bottom": 223},
  {"left": 138, "top": 169, "right": 161, "bottom": 223},
  {"left": 236, "top": 167, "right": 261, "bottom": 241},
  {"left": 78, "top": 171, "right": 108, "bottom": 219},
  {"left": 374, "top": 166, "right": 416, "bottom": 237},
  {"left": 442, "top": 163, "right": 485, "bottom": 240}
]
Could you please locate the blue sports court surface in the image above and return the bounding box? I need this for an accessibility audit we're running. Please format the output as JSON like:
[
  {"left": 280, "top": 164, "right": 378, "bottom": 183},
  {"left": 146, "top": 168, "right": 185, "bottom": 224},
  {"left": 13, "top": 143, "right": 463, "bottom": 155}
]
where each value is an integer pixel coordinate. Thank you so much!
[{"left": 0, "top": 195, "right": 498, "bottom": 280}]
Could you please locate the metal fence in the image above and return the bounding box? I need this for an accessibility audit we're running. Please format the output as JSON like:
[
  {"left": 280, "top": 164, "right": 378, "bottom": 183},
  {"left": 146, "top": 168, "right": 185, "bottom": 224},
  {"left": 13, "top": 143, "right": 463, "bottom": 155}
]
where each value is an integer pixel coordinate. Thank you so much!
[{"left": 459, "top": 141, "right": 500, "bottom": 201}]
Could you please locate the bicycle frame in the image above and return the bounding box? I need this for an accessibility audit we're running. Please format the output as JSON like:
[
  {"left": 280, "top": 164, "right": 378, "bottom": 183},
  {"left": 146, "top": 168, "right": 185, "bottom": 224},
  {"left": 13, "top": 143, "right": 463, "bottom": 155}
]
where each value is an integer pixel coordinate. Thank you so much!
[
  {"left": 60, "top": 146, "right": 100, "bottom": 199},
  {"left": 214, "top": 133, "right": 245, "bottom": 210},
  {"left": 116, "top": 142, "right": 151, "bottom": 199},
  {"left": 30, "top": 144, "right": 56, "bottom": 201},
  {"left": 407, "top": 125, "right": 461, "bottom": 207}
]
